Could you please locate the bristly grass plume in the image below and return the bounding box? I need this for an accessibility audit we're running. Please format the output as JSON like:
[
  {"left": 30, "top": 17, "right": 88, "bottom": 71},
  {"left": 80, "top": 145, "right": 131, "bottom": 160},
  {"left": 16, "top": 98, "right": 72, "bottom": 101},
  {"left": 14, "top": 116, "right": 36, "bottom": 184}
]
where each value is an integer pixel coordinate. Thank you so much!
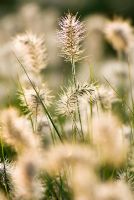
[
  {"left": 57, "top": 83, "right": 96, "bottom": 116},
  {"left": 104, "top": 17, "right": 134, "bottom": 54},
  {"left": 18, "top": 84, "right": 53, "bottom": 116},
  {"left": 57, "top": 12, "right": 86, "bottom": 63},
  {"left": 14, "top": 32, "right": 48, "bottom": 73}
]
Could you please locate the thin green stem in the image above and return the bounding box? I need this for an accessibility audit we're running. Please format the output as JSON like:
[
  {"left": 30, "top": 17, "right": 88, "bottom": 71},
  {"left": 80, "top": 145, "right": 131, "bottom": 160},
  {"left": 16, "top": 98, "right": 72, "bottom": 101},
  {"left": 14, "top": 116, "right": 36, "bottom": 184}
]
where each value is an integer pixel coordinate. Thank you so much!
[
  {"left": 89, "top": 101, "right": 93, "bottom": 142},
  {"left": 71, "top": 114, "right": 81, "bottom": 141},
  {"left": 126, "top": 55, "right": 134, "bottom": 145},
  {"left": 104, "top": 76, "right": 133, "bottom": 114},
  {"left": 71, "top": 59, "right": 84, "bottom": 140},
  {"left": 126, "top": 55, "right": 134, "bottom": 106},
  {"left": 46, "top": 115, "right": 55, "bottom": 145},
  {"left": 35, "top": 104, "right": 38, "bottom": 133},
  {"left": 14, "top": 53, "right": 63, "bottom": 143},
  {"left": 118, "top": 51, "right": 134, "bottom": 143}
]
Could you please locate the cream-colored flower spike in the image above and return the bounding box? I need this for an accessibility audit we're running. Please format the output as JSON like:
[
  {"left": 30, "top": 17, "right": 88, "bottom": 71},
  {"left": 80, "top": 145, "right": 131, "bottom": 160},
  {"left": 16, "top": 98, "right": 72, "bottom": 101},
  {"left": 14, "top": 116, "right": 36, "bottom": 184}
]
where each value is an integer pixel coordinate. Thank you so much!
[
  {"left": 58, "top": 13, "right": 86, "bottom": 63},
  {"left": 57, "top": 83, "right": 96, "bottom": 116},
  {"left": 14, "top": 32, "right": 48, "bottom": 73},
  {"left": 0, "top": 108, "right": 39, "bottom": 151},
  {"left": 104, "top": 17, "right": 134, "bottom": 53},
  {"left": 19, "top": 84, "right": 53, "bottom": 115}
]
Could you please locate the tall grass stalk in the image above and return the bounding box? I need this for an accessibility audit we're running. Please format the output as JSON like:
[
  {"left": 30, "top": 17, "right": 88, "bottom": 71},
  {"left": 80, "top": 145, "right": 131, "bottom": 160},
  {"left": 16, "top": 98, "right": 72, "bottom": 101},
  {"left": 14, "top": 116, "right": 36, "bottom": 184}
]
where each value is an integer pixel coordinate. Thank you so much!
[
  {"left": 14, "top": 53, "right": 63, "bottom": 143},
  {"left": 126, "top": 55, "right": 134, "bottom": 106},
  {"left": 71, "top": 59, "right": 84, "bottom": 140}
]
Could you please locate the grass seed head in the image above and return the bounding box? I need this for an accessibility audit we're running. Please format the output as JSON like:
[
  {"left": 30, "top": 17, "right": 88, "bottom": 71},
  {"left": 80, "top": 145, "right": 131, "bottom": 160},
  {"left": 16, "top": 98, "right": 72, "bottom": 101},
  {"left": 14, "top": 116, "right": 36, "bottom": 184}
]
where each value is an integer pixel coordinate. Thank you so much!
[
  {"left": 95, "top": 85, "right": 118, "bottom": 110},
  {"left": 43, "top": 143, "right": 98, "bottom": 175},
  {"left": 104, "top": 17, "right": 134, "bottom": 53},
  {"left": 0, "top": 108, "right": 39, "bottom": 151},
  {"left": 11, "top": 151, "right": 44, "bottom": 200},
  {"left": 58, "top": 12, "right": 86, "bottom": 63},
  {"left": 14, "top": 31, "right": 48, "bottom": 73},
  {"left": 92, "top": 113, "right": 129, "bottom": 166},
  {"left": 57, "top": 83, "right": 96, "bottom": 116},
  {"left": 96, "top": 181, "right": 133, "bottom": 200},
  {"left": 19, "top": 84, "right": 53, "bottom": 116}
]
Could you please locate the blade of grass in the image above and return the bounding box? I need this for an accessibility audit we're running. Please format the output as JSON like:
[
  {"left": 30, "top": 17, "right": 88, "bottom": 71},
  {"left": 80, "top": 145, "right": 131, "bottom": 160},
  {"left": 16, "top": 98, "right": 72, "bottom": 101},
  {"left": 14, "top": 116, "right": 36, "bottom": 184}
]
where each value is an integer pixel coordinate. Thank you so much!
[
  {"left": 13, "top": 52, "right": 63, "bottom": 143},
  {"left": 103, "top": 76, "right": 133, "bottom": 114},
  {"left": 17, "top": 75, "right": 35, "bottom": 132},
  {"left": 71, "top": 59, "right": 84, "bottom": 140}
]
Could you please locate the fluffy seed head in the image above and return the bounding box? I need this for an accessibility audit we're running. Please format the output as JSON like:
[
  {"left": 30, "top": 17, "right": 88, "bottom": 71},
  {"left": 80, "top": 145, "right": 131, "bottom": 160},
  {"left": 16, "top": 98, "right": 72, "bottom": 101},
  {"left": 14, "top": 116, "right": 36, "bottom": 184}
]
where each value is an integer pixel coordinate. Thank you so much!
[
  {"left": 96, "top": 181, "right": 133, "bottom": 200},
  {"left": 11, "top": 151, "right": 43, "bottom": 200},
  {"left": 0, "top": 160, "right": 12, "bottom": 196},
  {"left": 43, "top": 143, "right": 98, "bottom": 175},
  {"left": 58, "top": 13, "right": 86, "bottom": 63},
  {"left": 104, "top": 17, "right": 134, "bottom": 53},
  {"left": 14, "top": 32, "right": 48, "bottom": 73},
  {"left": 117, "top": 169, "right": 134, "bottom": 192},
  {"left": 95, "top": 85, "right": 118, "bottom": 110},
  {"left": 92, "top": 113, "right": 129, "bottom": 166},
  {"left": 57, "top": 83, "right": 96, "bottom": 116},
  {"left": 18, "top": 84, "right": 53, "bottom": 115},
  {"left": 0, "top": 108, "right": 39, "bottom": 151},
  {"left": 72, "top": 165, "right": 98, "bottom": 200}
]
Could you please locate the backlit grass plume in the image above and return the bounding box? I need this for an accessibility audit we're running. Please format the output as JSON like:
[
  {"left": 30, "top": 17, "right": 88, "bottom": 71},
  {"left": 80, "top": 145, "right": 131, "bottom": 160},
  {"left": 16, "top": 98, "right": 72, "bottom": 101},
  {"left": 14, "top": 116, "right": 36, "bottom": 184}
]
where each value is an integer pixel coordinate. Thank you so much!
[
  {"left": 0, "top": 108, "right": 39, "bottom": 151},
  {"left": 104, "top": 17, "right": 134, "bottom": 53},
  {"left": 18, "top": 84, "right": 53, "bottom": 116},
  {"left": 58, "top": 12, "right": 86, "bottom": 139},
  {"left": 96, "top": 85, "right": 118, "bottom": 110},
  {"left": 92, "top": 113, "right": 129, "bottom": 166},
  {"left": 117, "top": 169, "right": 134, "bottom": 192},
  {"left": 14, "top": 32, "right": 48, "bottom": 73},
  {"left": 57, "top": 83, "right": 96, "bottom": 116},
  {"left": 11, "top": 150, "right": 43, "bottom": 200},
  {"left": 58, "top": 13, "right": 86, "bottom": 63}
]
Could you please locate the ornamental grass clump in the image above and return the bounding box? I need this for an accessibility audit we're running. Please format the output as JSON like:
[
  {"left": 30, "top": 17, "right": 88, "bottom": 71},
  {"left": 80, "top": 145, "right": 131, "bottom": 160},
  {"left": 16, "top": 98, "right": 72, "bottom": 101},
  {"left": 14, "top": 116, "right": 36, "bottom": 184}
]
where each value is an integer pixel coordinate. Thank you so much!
[{"left": 58, "top": 13, "right": 87, "bottom": 139}]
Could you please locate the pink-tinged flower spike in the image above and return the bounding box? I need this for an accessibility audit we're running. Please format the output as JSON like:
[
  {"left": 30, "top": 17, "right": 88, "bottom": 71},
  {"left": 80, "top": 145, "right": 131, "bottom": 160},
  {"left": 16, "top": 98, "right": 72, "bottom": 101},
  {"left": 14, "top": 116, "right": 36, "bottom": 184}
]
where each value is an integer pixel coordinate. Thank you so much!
[{"left": 58, "top": 13, "right": 86, "bottom": 63}]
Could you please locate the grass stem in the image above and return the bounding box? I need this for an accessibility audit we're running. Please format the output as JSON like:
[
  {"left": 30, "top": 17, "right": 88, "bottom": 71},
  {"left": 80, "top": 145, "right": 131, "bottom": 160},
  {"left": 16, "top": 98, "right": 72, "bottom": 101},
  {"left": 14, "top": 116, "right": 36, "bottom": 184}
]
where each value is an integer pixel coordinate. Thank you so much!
[{"left": 71, "top": 59, "right": 84, "bottom": 140}]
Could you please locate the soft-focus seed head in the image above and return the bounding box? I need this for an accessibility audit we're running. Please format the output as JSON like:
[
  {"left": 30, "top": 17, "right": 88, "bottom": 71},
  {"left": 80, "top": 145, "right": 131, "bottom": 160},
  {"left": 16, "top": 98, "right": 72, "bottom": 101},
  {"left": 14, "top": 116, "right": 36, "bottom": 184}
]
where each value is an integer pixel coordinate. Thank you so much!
[
  {"left": 43, "top": 143, "right": 98, "bottom": 175},
  {"left": 19, "top": 84, "right": 53, "bottom": 116},
  {"left": 96, "top": 181, "right": 133, "bottom": 200},
  {"left": 57, "top": 83, "right": 96, "bottom": 116},
  {"left": 117, "top": 169, "right": 134, "bottom": 192},
  {"left": 104, "top": 17, "right": 134, "bottom": 53},
  {"left": 95, "top": 85, "right": 118, "bottom": 110},
  {"left": 11, "top": 150, "right": 44, "bottom": 200},
  {"left": 72, "top": 164, "right": 98, "bottom": 200},
  {"left": 92, "top": 113, "right": 129, "bottom": 166},
  {"left": 14, "top": 31, "right": 48, "bottom": 73},
  {"left": 0, "top": 108, "right": 39, "bottom": 151}
]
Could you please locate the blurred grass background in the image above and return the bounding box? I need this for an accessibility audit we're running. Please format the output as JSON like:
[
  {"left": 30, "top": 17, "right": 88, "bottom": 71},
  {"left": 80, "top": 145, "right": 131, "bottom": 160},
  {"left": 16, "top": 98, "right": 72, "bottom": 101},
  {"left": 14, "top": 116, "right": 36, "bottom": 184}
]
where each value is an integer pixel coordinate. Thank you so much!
[{"left": 1, "top": 0, "right": 134, "bottom": 19}]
